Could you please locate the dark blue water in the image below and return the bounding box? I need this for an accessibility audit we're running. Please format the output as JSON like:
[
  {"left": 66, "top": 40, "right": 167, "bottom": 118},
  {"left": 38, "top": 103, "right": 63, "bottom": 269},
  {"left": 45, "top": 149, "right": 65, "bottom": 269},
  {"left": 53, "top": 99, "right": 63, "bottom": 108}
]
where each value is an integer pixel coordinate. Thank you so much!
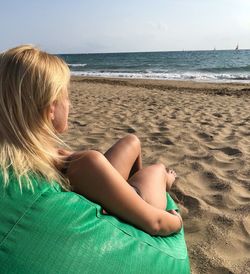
[{"left": 59, "top": 50, "right": 250, "bottom": 82}]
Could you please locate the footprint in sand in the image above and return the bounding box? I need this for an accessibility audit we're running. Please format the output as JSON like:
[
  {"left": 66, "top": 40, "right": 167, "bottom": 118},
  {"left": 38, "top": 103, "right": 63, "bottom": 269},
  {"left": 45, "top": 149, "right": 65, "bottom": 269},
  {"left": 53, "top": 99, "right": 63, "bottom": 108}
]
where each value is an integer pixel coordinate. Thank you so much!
[
  {"left": 183, "top": 195, "right": 202, "bottom": 216},
  {"left": 204, "top": 194, "right": 227, "bottom": 208},
  {"left": 126, "top": 127, "right": 136, "bottom": 133},
  {"left": 212, "top": 113, "right": 223, "bottom": 118},
  {"left": 209, "top": 147, "right": 242, "bottom": 156},
  {"left": 190, "top": 162, "right": 204, "bottom": 172},
  {"left": 72, "top": 121, "right": 87, "bottom": 127},
  {"left": 202, "top": 171, "right": 232, "bottom": 191},
  {"left": 149, "top": 135, "right": 174, "bottom": 145},
  {"left": 197, "top": 132, "right": 214, "bottom": 141},
  {"left": 210, "top": 180, "right": 231, "bottom": 191},
  {"left": 213, "top": 215, "right": 234, "bottom": 227}
]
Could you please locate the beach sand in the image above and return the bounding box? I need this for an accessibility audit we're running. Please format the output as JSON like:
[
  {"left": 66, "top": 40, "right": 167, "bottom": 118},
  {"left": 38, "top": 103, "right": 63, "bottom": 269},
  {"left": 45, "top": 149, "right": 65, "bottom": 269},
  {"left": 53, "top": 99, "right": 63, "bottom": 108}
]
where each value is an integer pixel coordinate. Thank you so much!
[{"left": 62, "top": 76, "right": 250, "bottom": 274}]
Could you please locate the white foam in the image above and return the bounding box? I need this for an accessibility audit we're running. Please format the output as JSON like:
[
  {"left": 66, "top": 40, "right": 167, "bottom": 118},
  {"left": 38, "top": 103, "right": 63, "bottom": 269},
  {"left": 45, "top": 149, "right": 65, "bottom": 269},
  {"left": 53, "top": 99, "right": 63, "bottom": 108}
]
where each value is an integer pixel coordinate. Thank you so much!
[
  {"left": 70, "top": 70, "right": 250, "bottom": 83},
  {"left": 68, "top": 63, "right": 87, "bottom": 67}
]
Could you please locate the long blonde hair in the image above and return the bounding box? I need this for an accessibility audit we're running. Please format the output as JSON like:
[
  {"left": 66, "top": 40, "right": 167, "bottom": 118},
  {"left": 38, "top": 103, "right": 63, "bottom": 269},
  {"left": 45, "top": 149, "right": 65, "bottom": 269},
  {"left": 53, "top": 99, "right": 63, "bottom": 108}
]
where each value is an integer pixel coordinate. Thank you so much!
[{"left": 0, "top": 45, "right": 70, "bottom": 190}]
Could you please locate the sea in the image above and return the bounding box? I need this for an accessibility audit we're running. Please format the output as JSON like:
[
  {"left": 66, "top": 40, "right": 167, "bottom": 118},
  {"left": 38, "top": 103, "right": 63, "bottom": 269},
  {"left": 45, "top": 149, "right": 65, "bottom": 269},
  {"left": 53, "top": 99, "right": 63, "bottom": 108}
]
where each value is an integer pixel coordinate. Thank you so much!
[{"left": 59, "top": 50, "right": 250, "bottom": 83}]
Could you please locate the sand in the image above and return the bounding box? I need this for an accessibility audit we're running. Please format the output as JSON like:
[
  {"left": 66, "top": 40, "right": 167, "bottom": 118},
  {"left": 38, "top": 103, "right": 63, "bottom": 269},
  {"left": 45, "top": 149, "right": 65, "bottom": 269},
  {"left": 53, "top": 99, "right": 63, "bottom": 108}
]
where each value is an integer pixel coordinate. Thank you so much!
[{"left": 62, "top": 76, "right": 250, "bottom": 274}]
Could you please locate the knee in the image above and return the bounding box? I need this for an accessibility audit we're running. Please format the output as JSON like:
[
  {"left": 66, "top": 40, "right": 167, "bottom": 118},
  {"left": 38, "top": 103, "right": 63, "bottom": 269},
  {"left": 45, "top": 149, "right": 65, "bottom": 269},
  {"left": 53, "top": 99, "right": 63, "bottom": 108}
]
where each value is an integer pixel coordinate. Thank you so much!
[
  {"left": 154, "top": 163, "right": 167, "bottom": 175},
  {"left": 82, "top": 150, "right": 105, "bottom": 164},
  {"left": 71, "top": 150, "right": 105, "bottom": 169},
  {"left": 125, "top": 134, "right": 141, "bottom": 150}
]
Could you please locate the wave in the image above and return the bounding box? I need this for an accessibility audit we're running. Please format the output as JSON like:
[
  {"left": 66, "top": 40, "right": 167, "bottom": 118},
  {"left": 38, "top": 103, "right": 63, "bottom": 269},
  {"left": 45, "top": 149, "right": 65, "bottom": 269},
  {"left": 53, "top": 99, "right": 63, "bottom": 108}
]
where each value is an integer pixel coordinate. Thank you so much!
[
  {"left": 200, "top": 65, "right": 250, "bottom": 73},
  {"left": 70, "top": 70, "right": 250, "bottom": 83},
  {"left": 68, "top": 63, "right": 87, "bottom": 67}
]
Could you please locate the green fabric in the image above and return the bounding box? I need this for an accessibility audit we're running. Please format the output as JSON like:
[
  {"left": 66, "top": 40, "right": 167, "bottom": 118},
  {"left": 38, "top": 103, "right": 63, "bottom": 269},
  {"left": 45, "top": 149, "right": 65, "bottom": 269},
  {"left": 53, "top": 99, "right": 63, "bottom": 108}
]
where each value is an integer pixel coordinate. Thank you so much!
[{"left": 0, "top": 173, "right": 190, "bottom": 274}]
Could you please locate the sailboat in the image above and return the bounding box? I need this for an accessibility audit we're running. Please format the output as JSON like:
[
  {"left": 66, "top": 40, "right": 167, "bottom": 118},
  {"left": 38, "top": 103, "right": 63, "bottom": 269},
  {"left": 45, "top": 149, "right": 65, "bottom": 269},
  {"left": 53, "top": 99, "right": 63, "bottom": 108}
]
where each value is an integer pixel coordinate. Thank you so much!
[{"left": 235, "top": 43, "right": 239, "bottom": 50}]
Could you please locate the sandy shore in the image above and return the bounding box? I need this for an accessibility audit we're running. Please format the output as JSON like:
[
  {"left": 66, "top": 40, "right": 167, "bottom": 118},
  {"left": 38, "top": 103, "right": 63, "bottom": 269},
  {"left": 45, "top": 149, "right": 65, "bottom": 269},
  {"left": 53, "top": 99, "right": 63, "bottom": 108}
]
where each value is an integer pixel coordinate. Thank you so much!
[{"left": 62, "top": 76, "right": 250, "bottom": 274}]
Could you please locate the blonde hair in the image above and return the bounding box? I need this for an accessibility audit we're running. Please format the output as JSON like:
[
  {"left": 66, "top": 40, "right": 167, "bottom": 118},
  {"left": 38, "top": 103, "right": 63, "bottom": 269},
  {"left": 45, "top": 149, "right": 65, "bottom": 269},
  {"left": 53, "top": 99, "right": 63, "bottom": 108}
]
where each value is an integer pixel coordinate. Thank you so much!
[{"left": 0, "top": 45, "right": 71, "bottom": 190}]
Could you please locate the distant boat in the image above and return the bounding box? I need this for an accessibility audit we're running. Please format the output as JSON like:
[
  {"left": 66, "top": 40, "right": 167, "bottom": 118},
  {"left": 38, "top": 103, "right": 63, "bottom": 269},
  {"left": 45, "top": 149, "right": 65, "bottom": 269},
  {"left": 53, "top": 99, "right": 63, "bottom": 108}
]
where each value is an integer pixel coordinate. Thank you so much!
[
  {"left": 235, "top": 44, "right": 239, "bottom": 50},
  {"left": 213, "top": 47, "right": 216, "bottom": 51}
]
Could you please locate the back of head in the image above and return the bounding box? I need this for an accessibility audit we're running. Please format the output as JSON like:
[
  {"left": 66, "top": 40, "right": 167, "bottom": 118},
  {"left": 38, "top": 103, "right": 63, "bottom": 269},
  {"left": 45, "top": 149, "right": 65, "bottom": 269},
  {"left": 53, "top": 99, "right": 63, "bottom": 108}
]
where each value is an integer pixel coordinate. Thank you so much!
[{"left": 0, "top": 45, "right": 70, "bottom": 190}]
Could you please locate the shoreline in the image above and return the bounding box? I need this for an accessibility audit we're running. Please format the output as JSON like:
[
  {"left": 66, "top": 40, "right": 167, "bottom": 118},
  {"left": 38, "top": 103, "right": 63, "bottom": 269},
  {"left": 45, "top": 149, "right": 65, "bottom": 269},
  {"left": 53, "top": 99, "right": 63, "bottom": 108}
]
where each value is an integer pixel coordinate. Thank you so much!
[
  {"left": 71, "top": 76, "right": 250, "bottom": 96},
  {"left": 71, "top": 72, "right": 250, "bottom": 85}
]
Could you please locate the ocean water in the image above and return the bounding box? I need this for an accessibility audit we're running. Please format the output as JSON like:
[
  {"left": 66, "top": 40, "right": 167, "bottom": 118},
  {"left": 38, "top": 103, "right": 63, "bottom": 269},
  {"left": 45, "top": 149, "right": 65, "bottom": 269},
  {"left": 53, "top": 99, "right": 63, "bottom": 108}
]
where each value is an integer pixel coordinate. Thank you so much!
[{"left": 59, "top": 50, "right": 250, "bottom": 83}]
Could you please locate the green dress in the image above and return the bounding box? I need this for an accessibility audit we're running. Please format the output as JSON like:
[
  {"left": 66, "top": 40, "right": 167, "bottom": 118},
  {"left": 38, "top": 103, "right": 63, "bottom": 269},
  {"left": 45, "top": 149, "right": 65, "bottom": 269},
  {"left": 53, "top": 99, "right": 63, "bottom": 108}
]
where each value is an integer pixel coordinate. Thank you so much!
[{"left": 0, "top": 173, "right": 190, "bottom": 274}]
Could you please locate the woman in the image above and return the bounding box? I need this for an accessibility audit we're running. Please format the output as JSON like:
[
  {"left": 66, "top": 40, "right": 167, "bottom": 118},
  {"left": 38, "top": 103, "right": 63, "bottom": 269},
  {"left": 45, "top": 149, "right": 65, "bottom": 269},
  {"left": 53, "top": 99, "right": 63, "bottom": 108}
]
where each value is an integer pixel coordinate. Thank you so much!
[{"left": 0, "top": 45, "right": 189, "bottom": 274}]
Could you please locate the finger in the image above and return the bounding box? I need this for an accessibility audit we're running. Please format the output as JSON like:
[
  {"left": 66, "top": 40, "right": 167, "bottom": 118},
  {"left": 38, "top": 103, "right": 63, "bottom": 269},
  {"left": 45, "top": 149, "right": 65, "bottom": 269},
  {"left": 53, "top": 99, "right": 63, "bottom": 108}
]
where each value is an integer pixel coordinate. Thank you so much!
[{"left": 168, "top": 209, "right": 177, "bottom": 215}]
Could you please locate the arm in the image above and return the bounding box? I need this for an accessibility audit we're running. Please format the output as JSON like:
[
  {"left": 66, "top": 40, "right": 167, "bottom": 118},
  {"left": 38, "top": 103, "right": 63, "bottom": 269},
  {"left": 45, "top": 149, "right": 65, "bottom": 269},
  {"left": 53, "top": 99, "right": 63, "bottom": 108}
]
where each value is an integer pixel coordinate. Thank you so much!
[
  {"left": 155, "top": 210, "right": 183, "bottom": 236},
  {"left": 67, "top": 150, "right": 182, "bottom": 236}
]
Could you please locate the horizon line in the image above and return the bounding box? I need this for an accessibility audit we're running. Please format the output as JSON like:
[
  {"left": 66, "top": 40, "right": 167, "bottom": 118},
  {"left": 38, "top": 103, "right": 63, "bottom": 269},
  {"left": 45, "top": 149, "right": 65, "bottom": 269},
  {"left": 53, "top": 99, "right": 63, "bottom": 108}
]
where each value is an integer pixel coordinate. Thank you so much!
[{"left": 57, "top": 48, "right": 250, "bottom": 55}]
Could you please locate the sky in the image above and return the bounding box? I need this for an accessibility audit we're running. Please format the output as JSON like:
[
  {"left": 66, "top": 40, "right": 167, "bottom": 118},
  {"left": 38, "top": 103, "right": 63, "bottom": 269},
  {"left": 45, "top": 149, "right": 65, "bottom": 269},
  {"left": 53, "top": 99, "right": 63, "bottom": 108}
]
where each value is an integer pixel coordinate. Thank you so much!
[{"left": 1, "top": 0, "right": 250, "bottom": 53}]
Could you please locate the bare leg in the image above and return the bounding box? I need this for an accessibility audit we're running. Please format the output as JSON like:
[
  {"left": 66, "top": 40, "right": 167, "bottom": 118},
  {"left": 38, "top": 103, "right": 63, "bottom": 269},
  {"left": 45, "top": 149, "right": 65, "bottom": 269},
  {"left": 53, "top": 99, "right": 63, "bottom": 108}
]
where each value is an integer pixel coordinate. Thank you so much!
[
  {"left": 59, "top": 135, "right": 176, "bottom": 211},
  {"left": 64, "top": 150, "right": 181, "bottom": 235},
  {"left": 57, "top": 134, "right": 142, "bottom": 179},
  {"left": 66, "top": 149, "right": 176, "bottom": 210},
  {"left": 104, "top": 134, "right": 142, "bottom": 180},
  {"left": 128, "top": 164, "right": 176, "bottom": 210}
]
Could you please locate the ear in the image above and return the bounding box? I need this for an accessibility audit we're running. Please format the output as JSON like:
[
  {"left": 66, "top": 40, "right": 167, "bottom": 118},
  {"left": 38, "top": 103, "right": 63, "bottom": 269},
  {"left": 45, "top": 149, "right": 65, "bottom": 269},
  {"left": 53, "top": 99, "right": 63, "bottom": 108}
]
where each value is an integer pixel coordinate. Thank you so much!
[{"left": 48, "top": 101, "right": 56, "bottom": 121}]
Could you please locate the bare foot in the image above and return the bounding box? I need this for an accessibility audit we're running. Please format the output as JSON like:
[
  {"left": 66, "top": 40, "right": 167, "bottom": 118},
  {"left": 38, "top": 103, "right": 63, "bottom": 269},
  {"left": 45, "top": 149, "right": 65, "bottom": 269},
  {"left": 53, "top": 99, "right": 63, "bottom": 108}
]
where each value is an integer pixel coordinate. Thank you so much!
[{"left": 166, "top": 169, "right": 176, "bottom": 192}]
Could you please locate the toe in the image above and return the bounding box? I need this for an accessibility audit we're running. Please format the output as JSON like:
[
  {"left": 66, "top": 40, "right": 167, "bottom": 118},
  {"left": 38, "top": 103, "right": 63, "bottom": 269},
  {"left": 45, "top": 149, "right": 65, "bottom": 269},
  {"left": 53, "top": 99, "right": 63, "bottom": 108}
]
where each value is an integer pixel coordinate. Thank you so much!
[{"left": 170, "top": 169, "right": 176, "bottom": 176}]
